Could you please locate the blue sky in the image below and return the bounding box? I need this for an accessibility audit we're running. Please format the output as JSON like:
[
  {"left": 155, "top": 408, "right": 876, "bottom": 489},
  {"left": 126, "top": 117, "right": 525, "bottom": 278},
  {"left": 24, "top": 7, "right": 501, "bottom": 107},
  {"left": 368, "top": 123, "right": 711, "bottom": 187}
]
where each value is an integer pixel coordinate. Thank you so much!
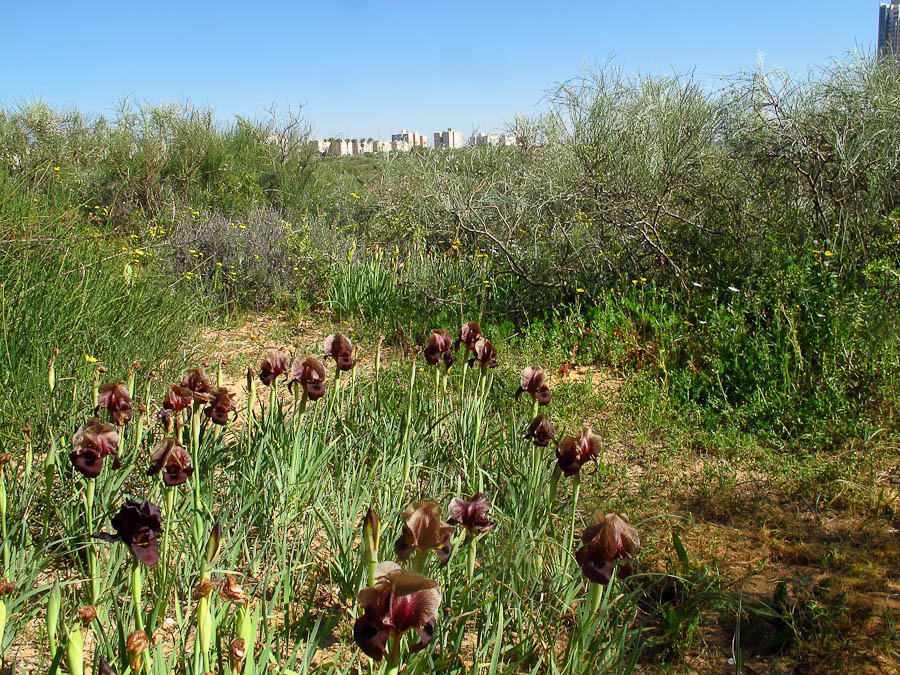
[{"left": 0, "top": 1, "right": 877, "bottom": 142}]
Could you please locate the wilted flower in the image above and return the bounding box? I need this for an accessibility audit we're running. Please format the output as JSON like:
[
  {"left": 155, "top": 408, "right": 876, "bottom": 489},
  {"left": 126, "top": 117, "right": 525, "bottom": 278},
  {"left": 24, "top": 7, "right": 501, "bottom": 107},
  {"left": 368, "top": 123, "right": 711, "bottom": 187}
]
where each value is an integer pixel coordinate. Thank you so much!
[
  {"left": 468, "top": 338, "right": 498, "bottom": 369},
  {"left": 324, "top": 333, "right": 355, "bottom": 371},
  {"left": 156, "top": 408, "right": 174, "bottom": 435},
  {"left": 97, "top": 658, "right": 114, "bottom": 675},
  {"left": 0, "top": 453, "right": 10, "bottom": 470},
  {"left": 147, "top": 437, "right": 193, "bottom": 486},
  {"left": 516, "top": 366, "right": 551, "bottom": 405},
  {"left": 162, "top": 384, "right": 193, "bottom": 413},
  {"left": 93, "top": 499, "right": 163, "bottom": 566},
  {"left": 353, "top": 562, "right": 441, "bottom": 661},
  {"left": 219, "top": 574, "right": 249, "bottom": 605},
  {"left": 97, "top": 381, "right": 133, "bottom": 425},
  {"left": 395, "top": 500, "right": 454, "bottom": 567},
  {"left": 77, "top": 605, "right": 98, "bottom": 626},
  {"left": 290, "top": 355, "right": 327, "bottom": 401},
  {"left": 0, "top": 578, "right": 14, "bottom": 596},
  {"left": 456, "top": 321, "right": 483, "bottom": 353},
  {"left": 258, "top": 349, "right": 290, "bottom": 386},
  {"left": 424, "top": 329, "right": 455, "bottom": 369},
  {"left": 192, "top": 579, "right": 218, "bottom": 600},
  {"left": 125, "top": 630, "right": 149, "bottom": 672},
  {"left": 180, "top": 367, "right": 212, "bottom": 400},
  {"left": 447, "top": 494, "right": 496, "bottom": 537},
  {"left": 575, "top": 512, "right": 640, "bottom": 584},
  {"left": 228, "top": 638, "right": 247, "bottom": 673},
  {"left": 556, "top": 425, "right": 602, "bottom": 476},
  {"left": 524, "top": 415, "right": 557, "bottom": 447},
  {"left": 70, "top": 419, "right": 120, "bottom": 478},
  {"left": 204, "top": 387, "right": 237, "bottom": 425}
]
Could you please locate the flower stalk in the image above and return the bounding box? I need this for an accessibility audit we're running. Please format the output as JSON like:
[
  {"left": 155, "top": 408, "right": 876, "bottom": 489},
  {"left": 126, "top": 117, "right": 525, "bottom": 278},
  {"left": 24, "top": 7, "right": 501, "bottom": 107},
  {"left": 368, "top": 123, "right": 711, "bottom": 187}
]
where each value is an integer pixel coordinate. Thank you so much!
[
  {"left": 567, "top": 474, "right": 582, "bottom": 555},
  {"left": 131, "top": 560, "right": 144, "bottom": 632},
  {"left": 588, "top": 578, "right": 604, "bottom": 616},
  {"left": 0, "top": 455, "right": 8, "bottom": 573},
  {"left": 466, "top": 534, "right": 477, "bottom": 581},
  {"left": 64, "top": 622, "right": 84, "bottom": 675},
  {"left": 400, "top": 357, "right": 417, "bottom": 496},
  {"left": 85, "top": 478, "right": 99, "bottom": 604},
  {"left": 47, "top": 580, "right": 61, "bottom": 656}
]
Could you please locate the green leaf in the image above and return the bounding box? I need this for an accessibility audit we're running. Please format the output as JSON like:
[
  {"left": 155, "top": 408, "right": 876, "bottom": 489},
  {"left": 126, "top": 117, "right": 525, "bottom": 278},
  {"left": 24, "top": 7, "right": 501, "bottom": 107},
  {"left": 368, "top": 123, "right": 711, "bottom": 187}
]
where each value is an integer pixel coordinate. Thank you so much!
[{"left": 672, "top": 532, "right": 689, "bottom": 568}]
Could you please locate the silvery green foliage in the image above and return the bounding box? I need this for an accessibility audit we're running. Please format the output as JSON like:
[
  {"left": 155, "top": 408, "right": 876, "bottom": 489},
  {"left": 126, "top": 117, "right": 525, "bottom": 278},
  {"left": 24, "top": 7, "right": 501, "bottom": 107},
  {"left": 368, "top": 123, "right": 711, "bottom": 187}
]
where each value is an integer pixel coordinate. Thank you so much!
[{"left": 168, "top": 208, "right": 302, "bottom": 308}]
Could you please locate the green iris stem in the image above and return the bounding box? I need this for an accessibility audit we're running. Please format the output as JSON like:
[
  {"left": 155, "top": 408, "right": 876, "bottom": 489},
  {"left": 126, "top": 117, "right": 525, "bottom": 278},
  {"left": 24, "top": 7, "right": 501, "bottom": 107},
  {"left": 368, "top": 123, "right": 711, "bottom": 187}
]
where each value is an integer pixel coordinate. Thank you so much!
[
  {"left": 24, "top": 434, "right": 33, "bottom": 482},
  {"left": 133, "top": 410, "right": 145, "bottom": 457},
  {"left": 433, "top": 366, "right": 441, "bottom": 410},
  {"left": 127, "top": 368, "right": 137, "bottom": 402},
  {"left": 190, "top": 402, "right": 202, "bottom": 455},
  {"left": 326, "top": 368, "right": 341, "bottom": 422},
  {"left": 197, "top": 594, "right": 211, "bottom": 673},
  {"left": 531, "top": 398, "right": 540, "bottom": 420},
  {"left": 366, "top": 548, "right": 378, "bottom": 588},
  {"left": 131, "top": 561, "right": 144, "bottom": 632},
  {"left": 410, "top": 549, "right": 428, "bottom": 575},
  {"left": 476, "top": 365, "right": 486, "bottom": 400},
  {"left": 191, "top": 469, "right": 202, "bottom": 552},
  {"left": 290, "top": 392, "right": 309, "bottom": 482},
  {"left": 400, "top": 359, "right": 417, "bottom": 498},
  {"left": 364, "top": 527, "right": 378, "bottom": 587},
  {"left": 85, "top": 477, "right": 98, "bottom": 604},
  {"left": 374, "top": 338, "right": 382, "bottom": 411},
  {"left": 384, "top": 633, "right": 403, "bottom": 675},
  {"left": 91, "top": 371, "right": 99, "bottom": 409},
  {"left": 548, "top": 465, "right": 561, "bottom": 506},
  {"left": 460, "top": 358, "right": 468, "bottom": 403},
  {"left": 0, "top": 600, "right": 6, "bottom": 663},
  {"left": 190, "top": 401, "right": 203, "bottom": 550},
  {"left": 567, "top": 474, "right": 582, "bottom": 556},
  {"left": 162, "top": 486, "right": 175, "bottom": 575},
  {"left": 0, "top": 467, "right": 7, "bottom": 574},
  {"left": 268, "top": 382, "right": 278, "bottom": 425},
  {"left": 587, "top": 581, "right": 603, "bottom": 617},
  {"left": 196, "top": 555, "right": 213, "bottom": 674},
  {"left": 466, "top": 533, "right": 477, "bottom": 582},
  {"left": 246, "top": 377, "right": 257, "bottom": 433}
]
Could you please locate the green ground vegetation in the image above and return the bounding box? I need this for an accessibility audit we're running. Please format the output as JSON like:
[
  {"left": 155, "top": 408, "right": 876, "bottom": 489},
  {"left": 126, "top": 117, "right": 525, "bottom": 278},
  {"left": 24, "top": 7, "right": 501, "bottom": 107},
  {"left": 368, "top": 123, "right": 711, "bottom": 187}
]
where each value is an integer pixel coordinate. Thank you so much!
[{"left": 0, "top": 55, "right": 898, "bottom": 672}]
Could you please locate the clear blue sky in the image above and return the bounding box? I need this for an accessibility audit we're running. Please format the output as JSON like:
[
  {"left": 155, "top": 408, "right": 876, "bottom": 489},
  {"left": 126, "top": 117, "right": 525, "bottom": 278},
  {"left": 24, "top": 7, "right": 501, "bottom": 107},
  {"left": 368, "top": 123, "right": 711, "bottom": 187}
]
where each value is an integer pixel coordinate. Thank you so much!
[{"left": 0, "top": 1, "right": 877, "bottom": 143}]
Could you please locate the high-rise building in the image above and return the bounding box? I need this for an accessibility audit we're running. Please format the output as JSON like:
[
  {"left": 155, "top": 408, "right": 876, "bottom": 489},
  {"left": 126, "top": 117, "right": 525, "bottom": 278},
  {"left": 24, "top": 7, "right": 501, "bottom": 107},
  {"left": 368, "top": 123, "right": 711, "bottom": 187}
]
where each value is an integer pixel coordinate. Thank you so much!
[
  {"left": 434, "top": 128, "right": 463, "bottom": 149},
  {"left": 391, "top": 130, "right": 427, "bottom": 148},
  {"left": 879, "top": 1, "right": 900, "bottom": 55}
]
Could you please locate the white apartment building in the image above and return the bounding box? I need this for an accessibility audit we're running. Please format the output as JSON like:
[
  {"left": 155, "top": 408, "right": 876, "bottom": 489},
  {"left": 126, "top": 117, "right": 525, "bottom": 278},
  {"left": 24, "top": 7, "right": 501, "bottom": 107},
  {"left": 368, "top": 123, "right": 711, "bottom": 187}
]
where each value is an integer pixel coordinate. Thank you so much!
[
  {"left": 434, "top": 128, "right": 463, "bottom": 149},
  {"left": 391, "top": 129, "right": 427, "bottom": 148},
  {"left": 471, "top": 132, "right": 500, "bottom": 146},
  {"left": 309, "top": 139, "right": 330, "bottom": 155},
  {"left": 328, "top": 139, "right": 352, "bottom": 157},
  {"left": 352, "top": 139, "right": 374, "bottom": 155},
  {"left": 373, "top": 140, "right": 391, "bottom": 152}
]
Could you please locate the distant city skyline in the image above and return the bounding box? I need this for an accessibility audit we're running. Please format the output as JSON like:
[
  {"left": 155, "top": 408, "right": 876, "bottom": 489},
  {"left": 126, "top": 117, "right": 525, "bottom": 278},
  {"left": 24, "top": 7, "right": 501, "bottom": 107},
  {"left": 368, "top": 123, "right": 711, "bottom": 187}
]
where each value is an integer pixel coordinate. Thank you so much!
[{"left": 0, "top": 2, "right": 877, "bottom": 139}]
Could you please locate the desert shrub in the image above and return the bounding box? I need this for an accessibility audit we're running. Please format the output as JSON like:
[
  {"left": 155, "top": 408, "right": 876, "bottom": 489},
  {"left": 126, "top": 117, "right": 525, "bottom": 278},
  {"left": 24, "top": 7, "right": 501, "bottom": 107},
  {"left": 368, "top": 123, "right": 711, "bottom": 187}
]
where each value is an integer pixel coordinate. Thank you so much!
[{"left": 166, "top": 207, "right": 335, "bottom": 310}]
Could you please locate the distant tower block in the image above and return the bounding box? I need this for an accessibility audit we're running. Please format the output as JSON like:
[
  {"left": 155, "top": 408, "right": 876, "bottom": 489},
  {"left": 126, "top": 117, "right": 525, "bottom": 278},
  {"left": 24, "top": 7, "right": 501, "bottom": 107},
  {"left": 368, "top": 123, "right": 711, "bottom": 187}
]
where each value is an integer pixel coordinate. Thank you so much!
[
  {"left": 879, "top": 1, "right": 900, "bottom": 55},
  {"left": 434, "top": 128, "right": 463, "bottom": 149}
]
